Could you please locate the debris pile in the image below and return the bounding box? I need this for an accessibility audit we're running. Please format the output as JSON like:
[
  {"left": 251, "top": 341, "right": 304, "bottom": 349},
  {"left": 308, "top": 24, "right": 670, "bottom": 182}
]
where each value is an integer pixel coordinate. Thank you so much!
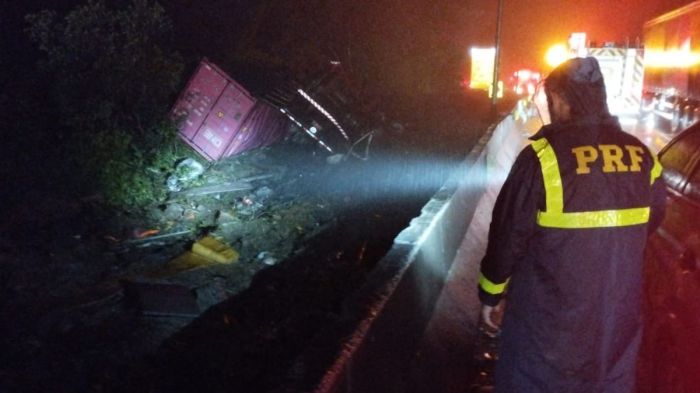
[{"left": 1, "top": 140, "right": 341, "bottom": 392}]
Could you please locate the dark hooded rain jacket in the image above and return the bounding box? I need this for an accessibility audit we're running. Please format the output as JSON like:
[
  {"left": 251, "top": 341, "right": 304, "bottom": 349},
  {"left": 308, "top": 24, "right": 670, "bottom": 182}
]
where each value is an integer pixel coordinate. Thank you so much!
[{"left": 478, "top": 116, "right": 666, "bottom": 393}]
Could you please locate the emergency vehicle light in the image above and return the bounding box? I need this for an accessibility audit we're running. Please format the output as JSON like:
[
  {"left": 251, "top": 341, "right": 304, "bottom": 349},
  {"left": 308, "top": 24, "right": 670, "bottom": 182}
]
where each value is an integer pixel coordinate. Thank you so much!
[
  {"left": 545, "top": 44, "right": 570, "bottom": 68},
  {"left": 645, "top": 48, "right": 700, "bottom": 68}
]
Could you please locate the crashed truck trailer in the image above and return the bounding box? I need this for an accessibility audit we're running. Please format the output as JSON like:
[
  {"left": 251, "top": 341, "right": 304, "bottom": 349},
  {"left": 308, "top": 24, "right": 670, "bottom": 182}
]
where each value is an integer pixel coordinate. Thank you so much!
[
  {"left": 170, "top": 59, "right": 289, "bottom": 161},
  {"left": 171, "top": 58, "right": 362, "bottom": 161}
]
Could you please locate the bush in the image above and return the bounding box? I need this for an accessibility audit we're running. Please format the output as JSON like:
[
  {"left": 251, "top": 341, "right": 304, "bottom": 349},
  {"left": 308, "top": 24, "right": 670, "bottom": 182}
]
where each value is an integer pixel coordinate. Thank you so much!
[
  {"left": 86, "top": 122, "right": 197, "bottom": 212},
  {"left": 26, "top": 0, "right": 184, "bottom": 134},
  {"left": 25, "top": 0, "right": 188, "bottom": 212}
]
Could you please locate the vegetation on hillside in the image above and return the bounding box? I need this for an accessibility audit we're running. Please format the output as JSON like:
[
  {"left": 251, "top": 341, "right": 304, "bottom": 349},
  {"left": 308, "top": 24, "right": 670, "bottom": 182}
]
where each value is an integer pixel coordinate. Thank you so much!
[{"left": 25, "top": 0, "right": 188, "bottom": 211}]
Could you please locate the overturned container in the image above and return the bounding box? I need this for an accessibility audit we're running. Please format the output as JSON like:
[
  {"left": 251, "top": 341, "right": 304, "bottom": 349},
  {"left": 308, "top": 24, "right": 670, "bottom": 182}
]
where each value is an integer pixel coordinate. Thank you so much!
[{"left": 171, "top": 58, "right": 289, "bottom": 161}]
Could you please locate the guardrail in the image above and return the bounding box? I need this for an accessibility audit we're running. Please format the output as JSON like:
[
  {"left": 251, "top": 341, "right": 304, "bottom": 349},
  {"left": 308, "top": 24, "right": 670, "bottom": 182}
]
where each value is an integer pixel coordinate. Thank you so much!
[{"left": 284, "top": 104, "right": 541, "bottom": 393}]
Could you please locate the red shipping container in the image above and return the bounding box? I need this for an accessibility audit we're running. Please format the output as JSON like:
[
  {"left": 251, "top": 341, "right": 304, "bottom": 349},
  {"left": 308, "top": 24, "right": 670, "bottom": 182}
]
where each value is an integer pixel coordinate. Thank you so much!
[
  {"left": 224, "top": 101, "right": 290, "bottom": 157},
  {"left": 171, "top": 59, "right": 257, "bottom": 161}
]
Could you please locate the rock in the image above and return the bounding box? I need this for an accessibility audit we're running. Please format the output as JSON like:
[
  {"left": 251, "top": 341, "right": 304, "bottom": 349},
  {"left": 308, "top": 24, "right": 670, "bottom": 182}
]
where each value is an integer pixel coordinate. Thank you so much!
[
  {"left": 217, "top": 211, "right": 237, "bottom": 224},
  {"left": 163, "top": 204, "right": 185, "bottom": 220},
  {"left": 235, "top": 195, "right": 263, "bottom": 216},
  {"left": 257, "top": 251, "right": 277, "bottom": 266},
  {"left": 254, "top": 186, "right": 273, "bottom": 202}
]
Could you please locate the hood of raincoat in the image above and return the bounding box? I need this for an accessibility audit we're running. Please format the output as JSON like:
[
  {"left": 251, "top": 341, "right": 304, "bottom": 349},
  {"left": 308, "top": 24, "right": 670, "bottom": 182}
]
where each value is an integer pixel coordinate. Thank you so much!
[{"left": 544, "top": 57, "right": 610, "bottom": 122}]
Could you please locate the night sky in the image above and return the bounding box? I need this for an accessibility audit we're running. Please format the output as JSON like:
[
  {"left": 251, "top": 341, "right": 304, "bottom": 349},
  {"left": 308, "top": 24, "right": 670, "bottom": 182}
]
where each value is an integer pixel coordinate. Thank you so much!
[{"left": 3, "top": 1, "right": 695, "bottom": 85}]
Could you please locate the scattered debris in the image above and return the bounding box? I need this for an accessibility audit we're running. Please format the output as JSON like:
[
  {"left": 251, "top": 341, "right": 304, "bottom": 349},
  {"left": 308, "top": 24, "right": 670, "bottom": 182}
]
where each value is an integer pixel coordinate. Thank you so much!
[
  {"left": 191, "top": 236, "right": 239, "bottom": 264},
  {"left": 168, "top": 181, "right": 253, "bottom": 199},
  {"left": 2, "top": 141, "right": 367, "bottom": 392},
  {"left": 149, "top": 251, "right": 219, "bottom": 278},
  {"left": 257, "top": 251, "right": 278, "bottom": 266},
  {"left": 135, "top": 228, "right": 160, "bottom": 239},
  {"left": 121, "top": 230, "right": 193, "bottom": 247},
  {"left": 326, "top": 154, "right": 345, "bottom": 165},
  {"left": 162, "top": 203, "right": 185, "bottom": 220},
  {"left": 234, "top": 194, "right": 264, "bottom": 216},
  {"left": 347, "top": 131, "right": 374, "bottom": 161},
  {"left": 253, "top": 186, "right": 273, "bottom": 202},
  {"left": 167, "top": 158, "right": 206, "bottom": 192}
]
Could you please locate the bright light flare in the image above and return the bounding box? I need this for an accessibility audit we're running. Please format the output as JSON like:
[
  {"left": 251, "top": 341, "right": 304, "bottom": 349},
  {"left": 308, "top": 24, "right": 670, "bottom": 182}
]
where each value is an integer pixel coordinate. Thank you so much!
[
  {"left": 645, "top": 47, "right": 700, "bottom": 69},
  {"left": 526, "top": 82, "right": 536, "bottom": 96},
  {"left": 646, "top": 39, "right": 700, "bottom": 69},
  {"left": 512, "top": 69, "right": 541, "bottom": 96},
  {"left": 545, "top": 44, "right": 570, "bottom": 68},
  {"left": 469, "top": 47, "right": 496, "bottom": 90}
]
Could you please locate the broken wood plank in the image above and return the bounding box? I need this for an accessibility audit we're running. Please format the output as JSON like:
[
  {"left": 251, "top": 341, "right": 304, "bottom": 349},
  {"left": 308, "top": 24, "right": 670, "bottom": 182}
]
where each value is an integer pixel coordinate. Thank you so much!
[
  {"left": 123, "top": 230, "right": 193, "bottom": 245},
  {"left": 169, "top": 181, "right": 253, "bottom": 199},
  {"left": 238, "top": 173, "right": 277, "bottom": 182}
]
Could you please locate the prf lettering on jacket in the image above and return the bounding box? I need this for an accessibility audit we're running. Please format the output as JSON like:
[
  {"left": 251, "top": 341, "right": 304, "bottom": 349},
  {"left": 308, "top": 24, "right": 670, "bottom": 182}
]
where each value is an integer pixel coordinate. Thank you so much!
[{"left": 571, "top": 145, "right": 645, "bottom": 174}]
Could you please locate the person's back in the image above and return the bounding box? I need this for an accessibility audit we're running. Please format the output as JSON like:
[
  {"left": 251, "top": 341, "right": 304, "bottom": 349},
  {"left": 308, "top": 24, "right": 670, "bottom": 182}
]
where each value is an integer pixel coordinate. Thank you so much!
[{"left": 477, "top": 57, "right": 666, "bottom": 393}]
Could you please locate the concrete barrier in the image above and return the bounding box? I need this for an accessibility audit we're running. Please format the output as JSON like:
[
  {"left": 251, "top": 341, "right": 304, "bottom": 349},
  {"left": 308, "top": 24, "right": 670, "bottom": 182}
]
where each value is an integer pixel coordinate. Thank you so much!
[{"left": 405, "top": 114, "right": 538, "bottom": 393}]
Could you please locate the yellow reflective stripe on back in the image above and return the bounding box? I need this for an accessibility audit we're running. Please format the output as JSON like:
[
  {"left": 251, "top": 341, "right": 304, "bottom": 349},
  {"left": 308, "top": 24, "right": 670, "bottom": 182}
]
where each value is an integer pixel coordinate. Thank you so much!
[
  {"left": 531, "top": 138, "right": 564, "bottom": 212},
  {"left": 537, "top": 207, "right": 650, "bottom": 228},
  {"left": 651, "top": 154, "right": 663, "bottom": 184},
  {"left": 479, "top": 272, "right": 509, "bottom": 295},
  {"left": 531, "top": 137, "right": 651, "bottom": 229}
]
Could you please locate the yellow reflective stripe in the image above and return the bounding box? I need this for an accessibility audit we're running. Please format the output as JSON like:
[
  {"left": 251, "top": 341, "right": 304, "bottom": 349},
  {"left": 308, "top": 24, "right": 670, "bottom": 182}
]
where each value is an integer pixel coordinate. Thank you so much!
[
  {"left": 479, "top": 272, "right": 509, "bottom": 295},
  {"left": 531, "top": 138, "right": 563, "bottom": 212},
  {"left": 531, "top": 137, "right": 651, "bottom": 229},
  {"left": 650, "top": 154, "right": 663, "bottom": 184},
  {"left": 537, "top": 207, "right": 650, "bottom": 228}
]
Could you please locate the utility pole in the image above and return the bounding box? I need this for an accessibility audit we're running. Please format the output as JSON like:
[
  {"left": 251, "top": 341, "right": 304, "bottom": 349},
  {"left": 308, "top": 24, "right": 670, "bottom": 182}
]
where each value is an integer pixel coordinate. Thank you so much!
[{"left": 491, "top": 0, "right": 504, "bottom": 117}]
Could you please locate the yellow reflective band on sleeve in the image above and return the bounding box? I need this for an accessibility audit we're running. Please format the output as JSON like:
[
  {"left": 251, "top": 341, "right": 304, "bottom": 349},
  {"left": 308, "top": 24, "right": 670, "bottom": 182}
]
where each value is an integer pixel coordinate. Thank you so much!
[
  {"left": 536, "top": 207, "right": 650, "bottom": 228},
  {"left": 531, "top": 138, "right": 563, "bottom": 212},
  {"left": 531, "top": 137, "right": 651, "bottom": 229},
  {"left": 651, "top": 154, "right": 663, "bottom": 185},
  {"left": 479, "top": 272, "right": 509, "bottom": 295}
]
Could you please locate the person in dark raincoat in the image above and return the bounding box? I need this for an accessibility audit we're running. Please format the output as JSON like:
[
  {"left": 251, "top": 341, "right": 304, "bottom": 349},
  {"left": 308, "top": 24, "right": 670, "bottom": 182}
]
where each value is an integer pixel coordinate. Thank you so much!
[{"left": 478, "top": 57, "right": 667, "bottom": 393}]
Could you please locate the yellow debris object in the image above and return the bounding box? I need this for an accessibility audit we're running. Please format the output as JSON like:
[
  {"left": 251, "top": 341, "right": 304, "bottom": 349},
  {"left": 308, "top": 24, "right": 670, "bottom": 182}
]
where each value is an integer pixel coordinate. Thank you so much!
[
  {"left": 191, "top": 236, "right": 239, "bottom": 264},
  {"left": 147, "top": 251, "right": 220, "bottom": 278},
  {"left": 161, "top": 251, "right": 219, "bottom": 275},
  {"left": 145, "top": 236, "right": 239, "bottom": 278}
]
